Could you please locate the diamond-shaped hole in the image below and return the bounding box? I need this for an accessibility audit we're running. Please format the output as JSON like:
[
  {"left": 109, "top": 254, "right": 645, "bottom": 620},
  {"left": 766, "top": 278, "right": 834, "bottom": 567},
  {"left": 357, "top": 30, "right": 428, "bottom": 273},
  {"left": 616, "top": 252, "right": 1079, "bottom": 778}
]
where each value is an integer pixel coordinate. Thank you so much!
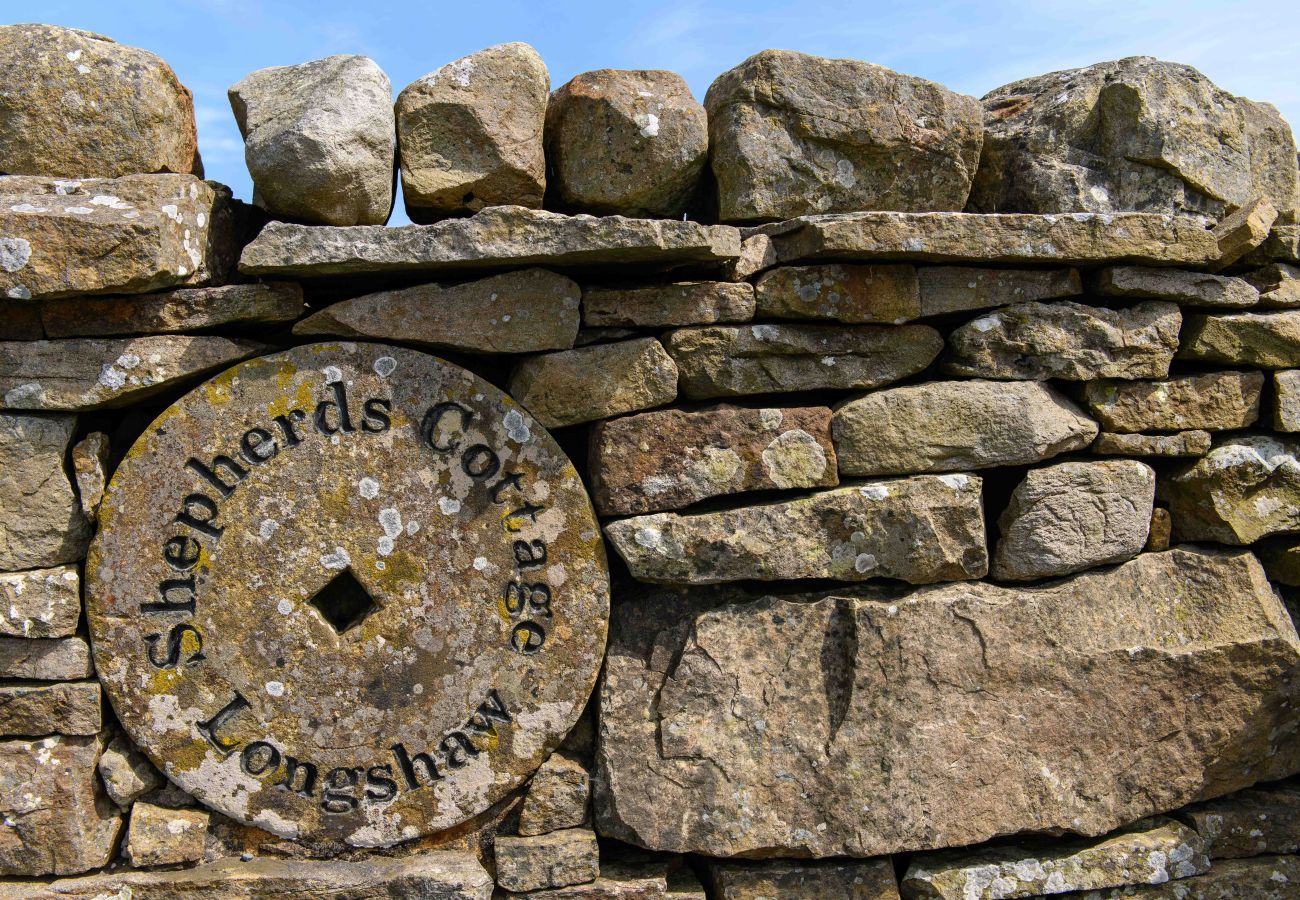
[{"left": 308, "top": 568, "right": 379, "bottom": 635}]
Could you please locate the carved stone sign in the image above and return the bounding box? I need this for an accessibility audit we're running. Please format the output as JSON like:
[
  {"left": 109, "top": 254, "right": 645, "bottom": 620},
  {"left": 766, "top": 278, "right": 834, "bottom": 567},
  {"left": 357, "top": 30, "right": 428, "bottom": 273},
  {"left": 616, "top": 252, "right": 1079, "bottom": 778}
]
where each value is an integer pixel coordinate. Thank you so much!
[{"left": 87, "top": 343, "right": 609, "bottom": 847}]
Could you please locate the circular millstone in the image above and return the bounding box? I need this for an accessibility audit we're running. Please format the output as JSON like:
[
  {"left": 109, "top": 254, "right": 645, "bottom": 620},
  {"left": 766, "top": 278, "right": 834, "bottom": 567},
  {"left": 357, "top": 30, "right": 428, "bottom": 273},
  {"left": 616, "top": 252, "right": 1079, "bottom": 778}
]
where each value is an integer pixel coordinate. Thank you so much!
[{"left": 87, "top": 343, "right": 609, "bottom": 847}]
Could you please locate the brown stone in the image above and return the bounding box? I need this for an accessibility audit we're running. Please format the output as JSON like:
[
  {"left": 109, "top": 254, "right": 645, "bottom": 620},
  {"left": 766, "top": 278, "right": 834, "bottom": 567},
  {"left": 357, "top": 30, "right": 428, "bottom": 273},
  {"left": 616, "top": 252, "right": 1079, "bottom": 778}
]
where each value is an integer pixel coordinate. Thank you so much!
[
  {"left": 0, "top": 566, "right": 82, "bottom": 638},
  {"left": 517, "top": 860, "right": 674, "bottom": 899},
  {"left": 0, "top": 414, "right": 91, "bottom": 570},
  {"left": 1095, "top": 266, "right": 1260, "bottom": 307},
  {"left": 726, "top": 234, "right": 777, "bottom": 281},
  {"left": 70, "top": 432, "right": 109, "bottom": 519},
  {"left": 509, "top": 338, "right": 678, "bottom": 428},
  {"left": 495, "top": 828, "right": 600, "bottom": 892},
  {"left": 97, "top": 732, "right": 165, "bottom": 807},
  {"left": 1213, "top": 196, "right": 1279, "bottom": 267},
  {"left": 125, "top": 801, "right": 209, "bottom": 867},
  {"left": 0, "top": 682, "right": 101, "bottom": 736},
  {"left": 518, "top": 752, "right": 590, "bottom": 836},
  {"left": 1246, "top": 263, "right": 1300, "bottom": 308},
  {"left": 1181, "top": 780, "right": 1300, "bottom": 859},
  {"left": 754, "top": 264, "right": 920, "bottom": 323},
  {"left": 706, "top": 859, "right": 900, "bottom": 899},
  {"left": 0, "top": 637, "right": 93, "bottom": 680},
  {"left": 1147, "top": 507, "right": 1173, "bottom": 551},
  {"left": 1278, "top": 371, "right": 1300, "bottom": 431},
  {"left": 41, "top": 282, "right": 305, "bottom": 338},
  {"left": 1180, "top": 311, "right": 1300, "bottom": 367},
  {"left": 916, "top": 266, "right": 1081, "bottom": 317},
  {"left": 1094, "top": 431, "right": 1212, "bottom": 458},
  {"left": 583, "top": 282, "right": 754, "bottom": 328},
  {"left": 1084, "top": 371, "right": 1264, "bottom": 433},
  {"left": 1163, "top": 436, "right": 1300, "bottom": 544},
  {"left": 1024, "top": 855, "right": 1300, "bottom": 899}
]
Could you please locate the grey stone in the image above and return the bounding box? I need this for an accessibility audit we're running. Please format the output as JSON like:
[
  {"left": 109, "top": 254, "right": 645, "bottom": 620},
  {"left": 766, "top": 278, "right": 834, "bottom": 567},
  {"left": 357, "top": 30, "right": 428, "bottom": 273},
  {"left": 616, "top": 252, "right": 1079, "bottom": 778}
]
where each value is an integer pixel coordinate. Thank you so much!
[
  {"left": 1245, "top": 263, "right": 1300, "bottom": 308},
  {"left": 519, "top": 752, "right": 590, "bottom": 836},
  {"left": 0, "top": 637, "right": 93, "bottom": 680},
  {"left": 726, "top": 234, "right": 778, "bottom": 281},
  {"left": 97, "top": 732, "right": 165, "bottom": 807},
  {"left": 1084, "top": 371, "right": 1264, "bottom": 432},
  {"left": 495, "top": 828, "right": 600, "bottom": 892},
  {"left": 0, "top": 682, "right": 101, "bottom": 736},
  {"left": 917, "top": 266, "right": 1082, "bottom": 317},
  {"left": 124, "top": 801, "right": 209, "bottom": 867},
  {"left": 509, "top": 338, "right": 678, "bottom": 428},
  {"left": 1181, "top": 780, "right": 1300, "bottom": 859},
  {"left": 1095, "top": 266, "right": 1260, "bottom": 307},
  {"left": 583, "top": 282, "right": 754, "bottom": 328},
  {"left": 1180, "top": 311, "right": 1300, "bottom": 367},
  {"left": 1276, "top": 370, "right": 1300, "bottom": 431},
  {"left": 754, "top": 264, "right": 920, "bottom": 323},
  {"left": 70, "top": 432, "right": 109, "bottom": 519},
  {"left": 0, "top": 566, "right": 81, "bottom": 638},
  {"left": 0, "top": 414, "right": 90, "bottom": 570},
  {"left": 1163, "top": 435, "right": 1300, "bottom": 544},
  {"left": 1063, "top": 855, "right": 1300, "bottom": 898},
  {"left": 1093, "top": 431, "right": 1212, "bottom": 458},
  {"left": 707, "top": 859, "right": 900, "bottom": 899},
  {"left": 41, "top": 282, "right": 305, "bottom": 338}
]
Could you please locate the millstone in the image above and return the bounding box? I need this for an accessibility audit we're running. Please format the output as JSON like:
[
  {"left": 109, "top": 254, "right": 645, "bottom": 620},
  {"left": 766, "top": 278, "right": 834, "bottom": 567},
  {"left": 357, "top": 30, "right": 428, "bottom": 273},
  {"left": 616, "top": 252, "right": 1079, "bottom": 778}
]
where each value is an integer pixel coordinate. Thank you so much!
[{"left": 86, "top": 342, "right": 609, "bottom": 847}]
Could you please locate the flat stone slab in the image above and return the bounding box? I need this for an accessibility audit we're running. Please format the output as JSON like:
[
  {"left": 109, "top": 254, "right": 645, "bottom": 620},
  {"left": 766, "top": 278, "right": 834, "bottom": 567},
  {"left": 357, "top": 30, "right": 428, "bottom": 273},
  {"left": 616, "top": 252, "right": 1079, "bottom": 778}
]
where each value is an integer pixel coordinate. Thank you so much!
[
  {"left": 86, "top": 343, "right": 609, "bottom": 847},
  {"left": 0, "top": 636, "right": 93, "bottom": 680},
  {"left": 0, "top": 682, "right": 101, "bottom": 736},
  {"left": 1182, "top": 780, "right": 1300, "bottom": 859},
  {"left": 40, "top": 282, "right": 305, "bottom": 338},
  {"left": 1094, "top": 430, "right": 1212, "bottom": 457},
  {"left": 1063, "top": 855, "right": 1300, "bottom": 898}
]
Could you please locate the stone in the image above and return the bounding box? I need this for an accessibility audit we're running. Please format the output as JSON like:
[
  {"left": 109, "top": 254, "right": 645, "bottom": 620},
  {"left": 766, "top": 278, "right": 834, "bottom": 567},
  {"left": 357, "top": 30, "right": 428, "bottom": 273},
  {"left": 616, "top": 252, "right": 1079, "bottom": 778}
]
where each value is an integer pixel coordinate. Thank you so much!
[
  {"left": 0, "top": 566, "right": 81, "bottom": 638},
  {"left": 397, "top": 43, "right": 548, "bottom": 219},
  {"left": 509, "top": 338, "right": 678, "bottom": 428},
  {"left": 0, "top": 336, "right": 265, "bottom": 411},
  {"left": 125, "top": 800, "right": 209, "bottom": 867},
  {"left": 97, "top": 732, "right": 165, "bottom": 807},
  {"left": 945, "top": 301, "right": 1180, "bottom": 381},
  {"left": 1213, "top": 196, "right": 1279, "bottom": 267},
  {"left": 517, "top": 860, "right": 672, "bottom": 899},
  {"left": 0, "top": 414, "right": 90, "bottom": 570},
  {"left": 86, "top": 343, "right": 609, "bottom": 847},
  {"left": 590, "top": 404, "right": 838, "bottom": 516},
  {"left": 748, "top": 211, "right": 1220, "bottom": 267},
  {"left": 0, "top": 637, "right": 93, "bottom": 680},
  {"left": 755, "top": 264, "right": 920, "bottom": 323},
  {"left": 1147, "top": 507, "right": 1173, "bottom": 551},
  {"left": 916, "top": 266, "right": 1082, "bottom": 317},
  {"left": 992, "top": 460, "right": 1156, "bottom": 581},
  {"left": 229, "top": 55, "right": 395, "bottom": 226},
  {"left": 494, "top": 828, "right": 600, "bottom": 892},
  {"left": 1084, "top": 371, "right": 1264, "bottom": 433},
  {"left": 1246, "top": 263, "right": 1300, "bottom": 308},
  {"left": 1181, "top": 781, "right": 1300, "bottom": 859},
  {"left": 518, "top": 752, "right": 590, "bottom": 836},
  {"left": 239, "top": 207, "right": 741, "bottom": 279},
  {"left": 594, "top": 547, "right": 1300, "bottom": 857},
  {"left": 1094, "top": 431, "right": 1212, "bottom": 458},
  {"left": 1095, "top": 266, "right": 1260, "bottom": 307},
  {"left": 727, "top": 234, "right": 777, "bottom": 281},
  {"left": 1259, "top": 539, "right": 1300, "bottom": 586},
  {"left": 0, "top": 683, "right": 101, "bottom": 736},
  {"left": 604, "top": 475, "right": 987, "bottom": 585},
  {"left": 0, "top": 25, "right": 200, "bottom": 179},
  {"left": 902, "top": 816, "right": 1208, "bottom": 900},
  {"left": 1180, "top": 311, "right": 1300, "bottom": 367},
  {"left": 832, "top": 380, "right": 1097, "bottom": 477},
  {"left": 1163, "top": 436, "right": 1300, "bottom": 544},
  {"left": 0, "top": 174, "right": 238, "bottom": 300},
  {"left": 70, "top": 432, "right": 109, "bottom": 519},
  {"left": 294, "top": 268, "right": 580, "bottom": 354},
  {"left": 706, "top": 859, "right": 900, "bottom": 899},
  {"left": 705, "top": 50, "right": 983, "bottom": 221},
  {"left": 41, "top": 282, "right": 305, "bottom": 338},
  {"left": 583, "top": 282, "right": 754, "bottom": 328},
  {"left": 667, "top": 323, "right": 942, "bottom": 399},
  {"left": 547, "top": 70, "right": 708, "bottom": 218},
  {"left": 970, "top": 57, "right": 1299, "bottom": 225},
  {"left": 0, "top": 734, "right": 122, "bottom": 876},
  {"left": 1277, "top": 371, "right": 1300, "bottom": 431},
  {"left": 1065, "top": 855, "right": 1300, "bottom": 899}
]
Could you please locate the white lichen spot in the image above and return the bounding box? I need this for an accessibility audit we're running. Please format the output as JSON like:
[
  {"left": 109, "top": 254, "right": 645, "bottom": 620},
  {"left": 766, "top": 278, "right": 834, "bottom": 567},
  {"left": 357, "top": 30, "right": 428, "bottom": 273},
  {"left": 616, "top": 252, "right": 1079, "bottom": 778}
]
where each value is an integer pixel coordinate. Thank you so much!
[
  {"left": 762, "top": 429, "right": 828, "bottom": 488},
  {"left": 66, "top": 49, "right": 82, "bottom": 62},
  {"left": 379, "top": 508, "right": 402, "bottom": 538},
  {"left": 258, "top": 518, "right": 279, "bottom": 539},
  {"left": 854, "top": 553, "right": 877, "bottom": 573},
  {"left": 833, "top": 158, "right": 857, "bottom": 188},
  {"left": 473, "top": 556, "right": 489, "bottom": 571},
  {"left": 759, "top": 408, "right": 784, "bottom": 430},
  {"left": 859, "top": 484, "right": 891, "bottom": 500},
  {"left": 322, "top": 365, "right": 344, "bottom": 383},
  {"left": 6, "top": 285, "right": 30, "bottom": 299},
  {"left": 97, "top": 364, "right": 127, "bottom": 391},
  {"left": 358, "top": 477, "right": 380, "bottom": 499},
  {"left": 265, "top": 681, "right": 284, "bottom": 697},
  {"left": 9, "top": 203, "right": 45, "bottom": 213},
  {"left": 90, "top": 195, "right": 130, "bottom": 210},
  {"left": 438, "top": 497, "right": 461, "bottom": 515},
  {"left": 970, "top": 314, "right": 1000, "bottom": 332},
  {"left": 938, "top": 473, "right": 970, "bottom": 489},
  {"left": 503, "top": 408, "right": 531, "bottom": 443},
  {"left": 4, "top": 383, "right": 44, "bottom": 406},
  {"left": 276, "top": 598, "right": 292, "bottom": 615},
  {"left": 320, "top": 547, "right": 351, "bottom": 569},
  {"left": 373, "top": 356, "right": 397, "bottom": 377},
  {"left": 635, "top": 112, "right": 660, "bottom": 137},
  {"left": 0, "top": 237, "right": 32, "bottom": 272}
]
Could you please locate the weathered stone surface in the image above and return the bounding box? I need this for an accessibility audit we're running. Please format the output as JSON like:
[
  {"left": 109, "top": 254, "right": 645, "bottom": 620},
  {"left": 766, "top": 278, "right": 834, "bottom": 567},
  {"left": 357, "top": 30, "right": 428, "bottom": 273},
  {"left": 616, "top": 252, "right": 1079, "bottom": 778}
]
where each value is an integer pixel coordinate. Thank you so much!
[
  {"left": 727, "top": 234, "right": 777, "bottom": 281},
  {"left": 125, "top": 800, "right": 209, "bottom": 867},
  {"left": 0, "top": 682, "right": 100, "bottom": 736},
  {"left": 707, "top": 859, "right": 900, "bottom": 899},
  {"left": 916, "top": 266, "right": 1081, "bottom": 317},
  {"left": 230, "top": 55, "right": 395, "bottom": 226},
  {"left": 0, "top": 637, "right": 92, "bottom": 680},
  {"left": 0, "top": 174, "right": 237, "bottom": 300},
  {"left": 1066, "top": 854, "right": 1300, "bottom": 899},
  {"left": 594, "top": 548, "right": 1300, "bottom": 857},
  {"left": 1094, "top": 431, "right": 1212, "bottom": 458},
  {"left": 1180, "top": 311, "right": 1300, "bottom": 367},
  {"left": 590, "top": 404, "right": 837, "bottom": 516},
  {"left": 0, "top": 566, "right": 81, "bottom": 638},
  {"left": 749, "top": 212, "right": 1220, "bottom": 267},
  {"left": 515, "top": 860, "right": 673, "bottom": 899},
  {"left": 0, "top": 25, "right": 200, "bottom": 179},
  {"left": 510, "top": 338, "right": 678, "bottom": 428},
  {"left": 1096, "top": 266, "right": 1260, "bottom": 307},
  {"left": 0, "top": 336, "right": 265, "bottom": 411},
  {"left": 1213, "top": 196, "right": 1279, "bottom": 266},
  {"left": 945, "top": 301, "right": 1180, "bottom": 380},
  {"left": 971, "top": 57, "right": 1299, "bottom": 225},
  {"left": 1147, "top": 507, "right": 1173, "bottom": 551},
  {"left": 583, "top": 282, "right": 754, "bottom": 328},
  {"left": 1277, "top": 371, "right": 1300, "bottom": 431},
  {"left": 70, "top": 432, "right": 108, "bottom": 519},
  {"left": 1084, "top": 371, "right": 1264, "bottom": 433},
  {"left": 495, "top": 828, "right": 600, "bottom": 892},
  {"left": 0, "top": 414, "right": 90, "bottom": 570},
  {"left": 1181, "top": 780, "right": 1300, "bottom": 859},
  {"left": 0, "top": 734, "right": 121, "bottom": 876},
  {"left": 832, "top": 380, "right": 1097, "bottom": 477},
  {"left": 42, "top": 282, "right": 305, "bottom": 338},
  {"left": 755, "top": 264, "right": 919, "bottom": 323},
  {"left": 97, "top": 732, "right": 165, "bottom": 807},
  {"left": 240, "top": 207, "right": 741, "bottom": 278},
  {"left": 705, "top": 50, "right": 983, "bottom": 222},
  {"left": 902, "top": 816, "right": 1207, "bottom": 900},
  {"left": 1163, "top": 436, "right": 1300, "bottom": 544},
  {"left": 519, "top": 752, "right": 590, "bottom": 836},
  {"left": 294, "top": 268, "right": 580, "bottom": 354},
  {"left": 992, "top": 460, "right": 1155, "bottom": 581},
  {"left": 667, "top": 323, "right": 942, "bottom": 399},
  {"left": 1246, "top": 263, "right": 1300, "bottom": 308},
  {"left": 604, "top": 475, "right": 987, "bottom": 585},
  {"left": 397, "top": 43, "right": 548, "bottom": 219},
  {"left": 87, "top": 343, "right": 609, "bottom": 847},
  {"left": 547, "top": 70, "right": 707, "bottom": 218}
]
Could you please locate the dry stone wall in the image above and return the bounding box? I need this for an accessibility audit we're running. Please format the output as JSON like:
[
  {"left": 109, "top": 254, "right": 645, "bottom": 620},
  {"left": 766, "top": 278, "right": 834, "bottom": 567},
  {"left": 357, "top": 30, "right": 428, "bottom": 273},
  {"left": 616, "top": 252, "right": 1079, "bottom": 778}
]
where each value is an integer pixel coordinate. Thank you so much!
[{"left": 2, "top": 21, "right": 1300, "bottom": 900}]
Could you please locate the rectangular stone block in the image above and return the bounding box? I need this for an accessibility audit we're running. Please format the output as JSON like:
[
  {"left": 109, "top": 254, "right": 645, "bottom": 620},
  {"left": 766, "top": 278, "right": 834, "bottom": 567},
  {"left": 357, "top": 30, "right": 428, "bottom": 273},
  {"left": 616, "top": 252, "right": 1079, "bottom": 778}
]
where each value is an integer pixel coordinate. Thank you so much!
[
  {"left": 124, "top": 801, "right": 209, "bottom": 867},
  {"left": 1179, "top": 311, "right": 1300, "bottom": 367},
  {"left": 0, "top": 566, "right": 81, "bottom": 638},
  {"left": 1065, "top": 855, "right": 1300, "bottom": 898},
  {"left": 916, "top": 265, "right": 1081, "bottom": 317},
  {"left": 584, "top": 281, "right": 755, "bottom": 327},
  {"left": 0, "top": 414, "right": 90, "bottom": 570},
  {"left": 495, "top": 828, "right": 600, "bottom": 892},
  {"left": 0, "top": 682, "right": 100, "bottom": 736},
  {"left": 509, "top": 338, "right": 678, "bottom": 428},
  {"left": 0, "top": 637, "right": 92, "bottom": 680},
  {"left": 1095, "top": 266, "right": 1259, "bottom": 307},
  {"left": 707, "top": 859, "right": 900, "bottom": 899},
  {"left": 1276, "top": 370, "right": 1300, "bottom": 431},
  {"left": 1093, "top": 431, "right": 1212, "bottom": 458},
  {"left": 754, "top": 264, "right": 919, "bottom": 323},
  {"left": 1181, "top": 780, "right": 1300, "bottom": 859},
  {"left": 40, "top": 282, "right": 305, "bottom": 337},
  {"left": 1084, "top": 371, "right": 1263, "bottom": 433}
]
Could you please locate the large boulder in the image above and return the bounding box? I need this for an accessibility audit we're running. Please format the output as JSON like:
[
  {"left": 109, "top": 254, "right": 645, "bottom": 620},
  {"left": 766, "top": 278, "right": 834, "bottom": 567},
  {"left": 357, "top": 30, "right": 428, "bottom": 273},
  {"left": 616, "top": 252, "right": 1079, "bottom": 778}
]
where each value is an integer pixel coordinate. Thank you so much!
[
  {"left": 971, "top": 57, "right": 1300, "bottom": 224},
  {"left": 704, "top": 50, "right": 983, "bottom": 222}
]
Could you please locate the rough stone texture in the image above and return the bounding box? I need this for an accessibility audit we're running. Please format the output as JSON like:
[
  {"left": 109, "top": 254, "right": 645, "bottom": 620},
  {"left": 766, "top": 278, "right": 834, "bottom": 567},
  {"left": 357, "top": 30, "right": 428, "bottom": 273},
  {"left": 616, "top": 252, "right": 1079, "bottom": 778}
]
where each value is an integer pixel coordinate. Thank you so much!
[
  {"left": 239, "top": 207, "right": 741, "bottom": 278},
  {"left": 0, "top": 24, "right": 200, "bottom": 179},
  {"left": 0, "top": 336, "right": 265, "bottom": 411},
  {"left": 590, "top": 404, "right": 838, "bottom": 516},
  {"left": 1094, "top": 431, "right": 1212, "bottom": 458},
  {"left": 1147, "top": 507, "right": 1173, "bottom": 551},
  {"left": 916, "top": 266, "right": 1081, "bottom": 317},
  {"left": 707, "top": 859, "right": 900, "bottom": 899},
  {"left": 832, "top": 380, "right": 1097, "bottom": 477},
  {"left": 945, "top": 300, "right": 1180, "bottom": 381},
  {"left": 0, "top": 683, "right": 101, "bottom": 737},
  {"left": 0, "top": 734, "right": 121, "bottom": 876},
  {"left": 604, "top": 475, "right": 987, "bottom": 585},
  {"left": 494, "top": 828, "right": 600, "bottom": 892},
  {"left": 1065, "top": 855, "right": 1300, "bottom": 899},
  {"left": 1213, "top": 196, "right": 1279, "bottom": 267},
  {"left": 518, "top": 752, "right": 590, "bottom": 836},
  {"left": 0, "top": 637, "right": 93, "bottom": 680},
  {"left": 971, "top": 57, "right": 1300, "bottom": 225},
  {"left": 547, "top": 69, "right": 708, "bottom": 218},
  {"left": 294, "top": 268, "right": 580, "bottom": 354},
  {"left": 41, "top": 282, "right": 305, "bottom": 338},
  {"left": 704, "top": 50, "right": 983, "bottom": 222},
  {"left": 1246, "top": 263, "right": 1300, "bottom": 308},
  {"left": 510, "top": 338, "right": 678, "bottom": 428},
  {"left": 992, "top": 460, "right": 1156, "bottom": 581},
  {"left": 1084, "top": 371, "right": 1264, "bottom": 433},
  {"left": 727, "top": 234, "right": 778, "bottom": 281},
  {"left": 1180, "top": 311, "right": 1300, "bottom": 368},
  {"left": 97, "top": 732, "right": 165, "bottom": 807},
  {"left": 1163, "top": 436, "right": 1300, "bottom": 544},
  {"left": 594, "top": 548, "right": 1300, "bottom": 858},
  {"left": 124, "top": 800, "right": 209, "bottom": 867},
  {"left": 583, "top": 282, "right": 754, "bottom": 328},
  {"left": 229, "top": 55, "right": 395, "bottom": 226},
  {"left": 0, "top": 566, "right": 81, "bottom": 638},
  {"left": 902, "top": 816, "right": 1208, "bottom": 900},
  {"left": 513, "top": 860, "right": 675, "bottom": 899},
  {"left": 1096, "top": 267, "right": 1260, "bottom": 307},
  {"left": 70, "top": 432, "right": 108, "bottom": 519},
  {"left": 667, "top": 323, "right": 942, "bottom": 399},
  {"left": 397, "top": 43, "right": 548, "bottom": 220},
  {"left": 755, "top": 264, "right": 920, "bottom": 323},
  {"left": 1181, "top": 781, "right": 1300, "bottom": 859},
  {"left": 0, "top": 414, "right": 90, "bottom": 570},
  {"left": 1276, "top": 370, "right": 1300, "bottom": 431}
]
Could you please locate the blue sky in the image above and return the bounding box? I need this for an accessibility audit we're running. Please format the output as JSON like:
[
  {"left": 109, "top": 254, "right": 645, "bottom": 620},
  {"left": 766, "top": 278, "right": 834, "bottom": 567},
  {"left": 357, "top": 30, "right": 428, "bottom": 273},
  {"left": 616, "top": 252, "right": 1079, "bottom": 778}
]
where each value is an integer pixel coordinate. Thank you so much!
[{"left": 26, "top": 0, "right": 1300, "bottom": 224}]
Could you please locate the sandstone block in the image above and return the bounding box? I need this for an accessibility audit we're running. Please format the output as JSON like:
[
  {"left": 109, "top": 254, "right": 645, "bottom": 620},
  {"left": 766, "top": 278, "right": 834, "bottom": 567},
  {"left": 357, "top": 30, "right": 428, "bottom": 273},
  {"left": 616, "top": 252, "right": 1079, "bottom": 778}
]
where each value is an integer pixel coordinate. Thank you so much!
[
  {"left": 1147, "top": 507, "right": 1173, "bottom": 551},
  {"left": 916, "top": 265, "right": 1081, "bottom": 317},
  {"left": 41, "top": 282, "right": 304, "bottom": 338},
  {"left": 0, "top": 414, "right": 90, "bottom": 570},
  {"left": 1180, "top": 311, "right": 1300, "bottom": 367},
  {"left": 124, "top": 801, "right": 208, "bottom": 867},
  {"left": 583, "top": 282, "right": 754, "bottom": 328},
  {"left": 515, "top": 860, "right": 673, "bottom": 899},
  {"left": 519, "top": 752, "right": 590, "bottom": 837},
  {"left": 97, "top": 732, "right": 165, "bottom": 807},
  {"left": 1084, "top": 371, "right": 1264, "bottom": 433},
  {"left": 0, "top": 637, "right": 92, "bottom": 680},
  {"left": 727, "top": 234, "right": 778, "bottom": 281},
  {"left": 1213, "top": 196, "right": 1279, "bottom": 266},
  {"left": 707, "top": 859, "right": 900, "bottom": 899},
  {"left": 1095, "top": 266, "right": 1260, "bottom": 307},
  {"left": 1277, "top": 371, "right": 1300, "bottom": 431},
  {"left": 1062, "top": 855, "right": 1300, "bottom": 899},
  {"left": 1163, "top": 436, "right": 1300, "bottom": 544},
  {"left": 755, "top": 264, "right": 920, "bottom": 323},
  {"left": 509, "top": 338, "right": 678, "bottom": 428},
  {"left": 495, "top": 828, "right": 600, "bottom": 892},
  {"left": 1182, "top": 781, "right": 1300, "bottom": 860},
  {"left": 1246, "top": 263, "right": 1300, "bottom": 308},
  {"left": 1094, "top": 431, "right": 1212, "bottom": 458},
  {"left": 70, "top": 432, "right": 108, "bottom": 519},
  {"left": 0, "top": 683, "right": 100, "bottom": 736},
  {"left": 0, "top": 567, "right": 81, "bottom": 638}
]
